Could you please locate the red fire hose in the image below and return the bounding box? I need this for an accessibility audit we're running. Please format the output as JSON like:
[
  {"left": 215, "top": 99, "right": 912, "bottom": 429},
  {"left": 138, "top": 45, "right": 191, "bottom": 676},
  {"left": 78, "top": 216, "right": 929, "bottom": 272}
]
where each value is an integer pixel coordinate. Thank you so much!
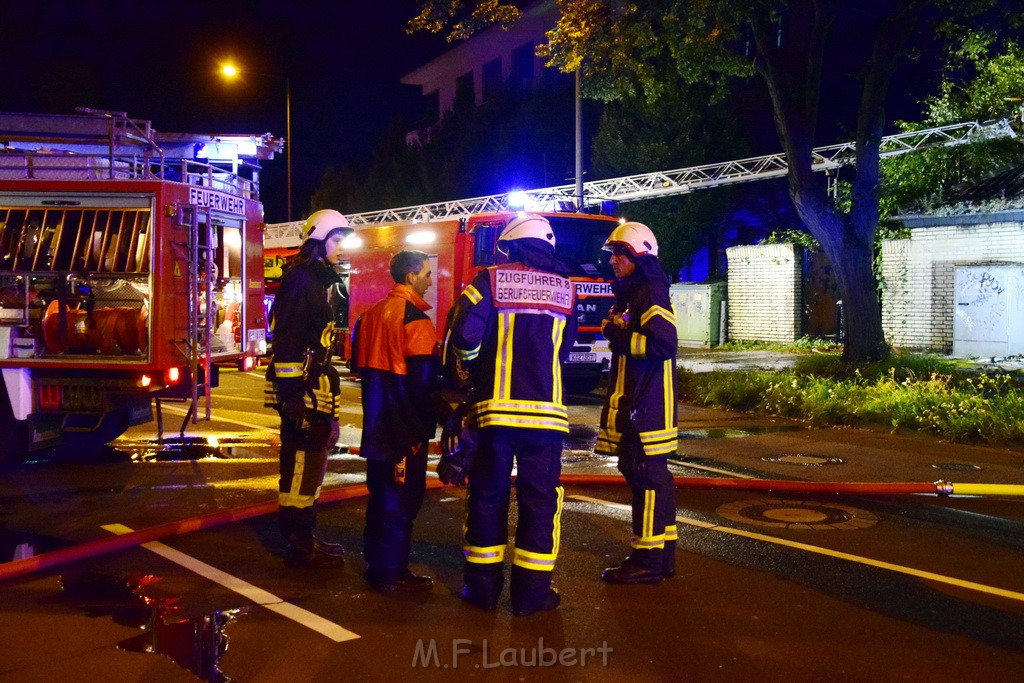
[
  {"left": 2, "top": 473, "right": 1020, "bottom": 583},
  {"left": 0, "top": 480, "right": 441, "bottom": 583}
]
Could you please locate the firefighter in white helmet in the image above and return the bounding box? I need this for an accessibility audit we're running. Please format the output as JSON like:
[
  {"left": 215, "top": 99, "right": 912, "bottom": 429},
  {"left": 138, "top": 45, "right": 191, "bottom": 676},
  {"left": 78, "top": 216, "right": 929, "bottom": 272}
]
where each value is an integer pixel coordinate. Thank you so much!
[
  {"left": 264, "top": 209, "right": 352, "bottom": 566},
  {"left": 596, "top": 221, "right": 680, "bottom": 584},
  {"left": 445, "top": 214, "right": 577, "bottom": 616}
]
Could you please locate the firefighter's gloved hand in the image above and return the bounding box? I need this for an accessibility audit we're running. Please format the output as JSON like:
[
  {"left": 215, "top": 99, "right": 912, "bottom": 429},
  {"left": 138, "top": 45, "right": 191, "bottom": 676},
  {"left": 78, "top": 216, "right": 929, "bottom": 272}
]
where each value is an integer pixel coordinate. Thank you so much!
[
  {"left": 280, "top": 397, "right": 307, "bottom": 428},
  {"left": 616, "top": 447, "right": 648, "bottom": 483},
  {"left": 438, "top": 401, "right": 476, "bottom": 486}
]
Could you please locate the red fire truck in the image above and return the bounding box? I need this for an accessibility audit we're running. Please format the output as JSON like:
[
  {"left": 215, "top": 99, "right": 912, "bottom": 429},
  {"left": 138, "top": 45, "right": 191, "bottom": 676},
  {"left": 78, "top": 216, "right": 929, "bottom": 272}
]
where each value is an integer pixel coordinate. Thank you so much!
[
  {"left": 0, "top": 109, "right": 276, "bottom": 465},
  {"left": 325, "top": 211, "right": 619, "bottom": 393}
]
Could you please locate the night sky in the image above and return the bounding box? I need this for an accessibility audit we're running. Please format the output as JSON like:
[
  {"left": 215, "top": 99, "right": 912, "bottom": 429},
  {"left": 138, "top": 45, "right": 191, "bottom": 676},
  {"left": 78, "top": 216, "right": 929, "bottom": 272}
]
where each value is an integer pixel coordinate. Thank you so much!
[
  {"left": 0, "top": 2, "right": 988, "bottom": 226},
  {"left": 0, "top": 0, "right": 449, "bottom": 223}
]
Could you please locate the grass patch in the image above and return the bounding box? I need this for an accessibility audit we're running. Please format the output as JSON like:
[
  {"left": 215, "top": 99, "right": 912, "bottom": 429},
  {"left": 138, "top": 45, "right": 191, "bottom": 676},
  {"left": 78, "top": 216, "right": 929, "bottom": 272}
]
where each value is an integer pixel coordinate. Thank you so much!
[
  {"left": 713, "top": 337, "right": 843, "bottom": 353},
  {"left": 678, "top": 352, "right": 1024, "bottom": 444}
]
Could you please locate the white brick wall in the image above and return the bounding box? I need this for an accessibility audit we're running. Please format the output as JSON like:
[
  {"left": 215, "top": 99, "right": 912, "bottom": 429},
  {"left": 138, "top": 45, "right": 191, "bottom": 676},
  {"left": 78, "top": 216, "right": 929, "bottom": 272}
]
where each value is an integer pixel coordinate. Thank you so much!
[
  {"left": 725, "top": 243, "right": 802, "bottom": 342},
  {"left": 881, "top": 219, "right": 1024, "bottom": 351}
]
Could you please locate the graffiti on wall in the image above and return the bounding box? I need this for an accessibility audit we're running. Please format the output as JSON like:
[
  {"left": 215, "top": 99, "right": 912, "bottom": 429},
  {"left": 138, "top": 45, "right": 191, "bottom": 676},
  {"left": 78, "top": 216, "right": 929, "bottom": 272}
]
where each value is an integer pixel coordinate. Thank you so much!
[{"left": 954, "top": 267, "right": 1013, "bottom": 341}]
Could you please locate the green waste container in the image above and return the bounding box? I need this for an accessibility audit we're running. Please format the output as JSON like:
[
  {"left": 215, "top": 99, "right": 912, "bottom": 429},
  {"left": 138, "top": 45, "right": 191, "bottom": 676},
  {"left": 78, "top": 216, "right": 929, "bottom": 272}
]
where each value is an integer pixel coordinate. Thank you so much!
[{"left": 669, "top": 282, "right": 726, "bottom": 347}]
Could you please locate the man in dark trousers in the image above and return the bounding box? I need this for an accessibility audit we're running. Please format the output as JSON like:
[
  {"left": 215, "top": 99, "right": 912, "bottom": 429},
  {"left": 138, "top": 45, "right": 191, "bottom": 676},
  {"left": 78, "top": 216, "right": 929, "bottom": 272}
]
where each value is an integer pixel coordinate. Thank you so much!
[
  {"left": 596, "top": 221, "right": 679, "bottom": 585},
  {"left": 265, "top": 209, "right": 351, "bottom": 567},
  {"left": 446, "top": 214, "right": 577, "bottom": 616},
  {"left": 354, "top": 250, "right": 450, "bottom": 592}
]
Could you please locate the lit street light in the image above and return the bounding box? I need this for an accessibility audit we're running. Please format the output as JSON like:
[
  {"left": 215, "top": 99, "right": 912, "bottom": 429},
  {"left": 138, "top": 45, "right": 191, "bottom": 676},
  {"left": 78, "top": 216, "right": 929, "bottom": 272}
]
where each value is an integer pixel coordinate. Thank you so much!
[{"left": 220, "top": 63, "right": 293, "bottom": 221}]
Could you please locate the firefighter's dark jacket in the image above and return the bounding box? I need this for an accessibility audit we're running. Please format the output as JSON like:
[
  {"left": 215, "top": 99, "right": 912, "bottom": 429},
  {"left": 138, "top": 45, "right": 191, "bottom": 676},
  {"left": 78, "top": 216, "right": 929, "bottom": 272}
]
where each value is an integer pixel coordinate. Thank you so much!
[
  {"left": 448, "top": 262, "right": 577, "bottom": 433},
  {"left": 265, "top": 258, "right": 342, "bottom": 418},
  {"left": 596, "top": 258, "right": 678, "bottom": 457},
  {"left": 355, "top": 284, "right": 448, "bottom": 462}
]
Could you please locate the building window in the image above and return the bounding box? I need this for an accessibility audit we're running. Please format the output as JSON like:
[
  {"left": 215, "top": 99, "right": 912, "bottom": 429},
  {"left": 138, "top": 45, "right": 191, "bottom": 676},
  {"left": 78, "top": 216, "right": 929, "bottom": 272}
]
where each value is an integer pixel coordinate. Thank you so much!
[
  {"left": 421, "top": 91, "right": 440, "bottom": 127},
  {"left": 483, "top": 57, "right": 503, "bottom": 102},
  {"left": 511, "top": 41, "right": 535, "bottom": 89},
  {"left": 455, "top": 71, "right": 475, "bottom": 110}
]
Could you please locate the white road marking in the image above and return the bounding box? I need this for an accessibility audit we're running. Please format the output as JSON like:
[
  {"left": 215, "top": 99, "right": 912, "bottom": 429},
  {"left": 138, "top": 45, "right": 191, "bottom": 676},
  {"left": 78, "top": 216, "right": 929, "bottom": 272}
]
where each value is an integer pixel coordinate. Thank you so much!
[
  {"left": 571, "top": 494, "right": 1024, "bottom": 604},
  {"left": 156, "top": 403, "right": 273, "bottom": 431},
  {"left": 102, "top": 523, "right": 360, "bottom": 642},
  {"left": 674, "top": 460, "right": 755, "bottom": 479}
]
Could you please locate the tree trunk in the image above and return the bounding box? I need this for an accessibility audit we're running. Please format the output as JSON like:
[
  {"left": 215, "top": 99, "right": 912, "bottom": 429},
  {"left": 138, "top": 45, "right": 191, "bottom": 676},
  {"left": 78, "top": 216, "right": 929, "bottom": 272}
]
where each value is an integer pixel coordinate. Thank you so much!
[
  {"left": 751, "top": 2, "right": 904, "bottom": 364},
  {"left": 802, "top": 206, "right": 892, "bottom": 360}
]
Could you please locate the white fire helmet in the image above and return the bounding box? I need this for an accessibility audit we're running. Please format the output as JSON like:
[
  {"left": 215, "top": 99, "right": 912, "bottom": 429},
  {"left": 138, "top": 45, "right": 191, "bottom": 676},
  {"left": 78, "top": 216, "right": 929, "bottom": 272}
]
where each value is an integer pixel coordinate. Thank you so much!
[
  {"left": 603, "top": 221, "right": 659, "bottom": 258},
  {"left": 497, "top": 214, "right": 556, "bottom": 252},
  {"left": 301, "top": 209, "right": 352, "bottom": 244}
]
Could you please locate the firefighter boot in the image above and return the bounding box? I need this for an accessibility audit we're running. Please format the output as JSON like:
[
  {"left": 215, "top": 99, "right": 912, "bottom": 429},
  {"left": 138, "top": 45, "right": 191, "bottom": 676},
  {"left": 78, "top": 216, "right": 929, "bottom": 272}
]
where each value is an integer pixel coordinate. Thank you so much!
[
  {"left": 460, "top": 565, "right": 504, "bottom": 611},
  {"left": 510, "top": 565, "right": 560, "bottom": 617},
  {"left": 364, "top": 567, "right": 433, "bottom": 593},
  {"left": 662, "top": 540, "right": 677, "bottom": 578},
  {"left": 280, "top": 506, "right": 343, "bottom": 568},
  {"left": 601, "top": 549, "right": 664, "bottom": 585}
]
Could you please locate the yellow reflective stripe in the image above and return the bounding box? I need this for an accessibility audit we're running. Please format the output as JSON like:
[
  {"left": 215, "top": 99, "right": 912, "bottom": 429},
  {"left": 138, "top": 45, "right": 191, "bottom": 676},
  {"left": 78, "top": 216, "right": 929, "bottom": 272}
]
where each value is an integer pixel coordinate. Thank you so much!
[
  {"left": 641, "top": 305, "right": 675, "bottom": 327},
  {"left": 664, "top": 359, "right": 673, "bottom": 428},
  {"left": 274, "top": 362, "right": 303, "bottom": 378},
  {"left": 498, "top": 313, "right": 515, "bottom": 399},
  {"left": 474, "top": 415, "right": 569, "bottom": 432},
  {"left": 470, "top": 397, "right": 570, "bottom": 430},
  {"left": 463, "top": 285, "right": 483, "bottom": 305},
  {"left": 552, "top": 486, "right": 564, "bottom": 556},
  {"left": 513, "top": 548, "right": 557, "bottom": 571},
  {"left": 494, "top": 313, "right": 506, "bottom": 399},
  {"left": 607, "top": 358, "right": 627, "bottom": 433},
  {"left": 640, "top": 428, "right": 678, "bottom": 443},
  {"left": 280, "top": 449, "right": 319, "bottom": 508},
  {"left": 516, "top": 552, "right": 557, "bottom": 569},
  {"left": 464, "top": 543, "right": 506, "bottom": 564},
  {"left": 279, "top": 491, "right": 317, "bottom": 508},
  {"left": 455, "top": 344, "right": 480, "bottom": 361},
  {"left": 319, "top": 321, "right": 336, "bottom": 349},
  {"left": 551, "top": 317, "right": 562, "bottom": 405},
  {"left": 630, "top": 533, "right": 666, "bottom": 550},
  {"left": 595, "top": 430, "right": 620, "bottom": 454},
  {"left": 664, "top": 525, "right": 679, "bottom": 542},
  {"left": 644, "top": 489, "right": 655, "bottom": 539},
  {"left": 471, "top": 399, "right": 568, "bottom": 417},
  {"left": 630, "top": 332, "right": 647, "bottom": 358},
  {"left": 640, "top": 427, "right": 679, "bottom": 456},
  {"left": 643, "top": 442, "right": 678, "bottom": 457}
]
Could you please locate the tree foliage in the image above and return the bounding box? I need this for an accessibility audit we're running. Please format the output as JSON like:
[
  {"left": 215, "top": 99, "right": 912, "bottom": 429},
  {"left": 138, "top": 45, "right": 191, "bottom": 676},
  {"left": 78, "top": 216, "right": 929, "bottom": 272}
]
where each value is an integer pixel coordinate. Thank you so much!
[
  {"left": 878, "top": 36, "right": 1024, "bottom": 218},
  {"left": 590, "top": 77, "right": 748, "bottom": 278},
  {"left": 414, "top": 0, "right": 1024, "bottom": 361}
]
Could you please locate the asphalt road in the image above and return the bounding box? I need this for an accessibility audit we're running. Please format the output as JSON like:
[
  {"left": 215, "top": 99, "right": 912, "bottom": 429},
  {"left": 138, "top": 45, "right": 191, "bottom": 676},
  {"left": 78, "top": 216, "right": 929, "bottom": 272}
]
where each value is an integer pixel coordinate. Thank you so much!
[{"left": 2, "top": 366, "right": 1024, "bottom": 681}]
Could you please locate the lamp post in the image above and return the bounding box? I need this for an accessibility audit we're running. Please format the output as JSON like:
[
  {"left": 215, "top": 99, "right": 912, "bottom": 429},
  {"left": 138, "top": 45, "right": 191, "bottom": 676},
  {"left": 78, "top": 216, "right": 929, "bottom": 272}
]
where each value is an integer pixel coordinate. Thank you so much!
[
  {"left": 575, "top": 66, "right": 583, "bottom": 212},
  {"left": 220, "top": 63, "right": 293, "bottom": 221}
]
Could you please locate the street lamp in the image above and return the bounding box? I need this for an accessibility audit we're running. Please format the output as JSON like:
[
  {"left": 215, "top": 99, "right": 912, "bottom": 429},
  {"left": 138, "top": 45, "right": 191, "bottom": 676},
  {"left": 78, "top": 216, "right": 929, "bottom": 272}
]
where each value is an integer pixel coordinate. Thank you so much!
[{"left": 220, "top": 63, "right": 293, "bottom": 221}]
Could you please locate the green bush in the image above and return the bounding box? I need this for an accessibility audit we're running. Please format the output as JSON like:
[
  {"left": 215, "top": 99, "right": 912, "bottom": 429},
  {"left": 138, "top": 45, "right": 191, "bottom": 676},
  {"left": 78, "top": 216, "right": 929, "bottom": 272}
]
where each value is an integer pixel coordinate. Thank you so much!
[{"left": 678, "top": 355, "right": 1024, "bottom": 444}]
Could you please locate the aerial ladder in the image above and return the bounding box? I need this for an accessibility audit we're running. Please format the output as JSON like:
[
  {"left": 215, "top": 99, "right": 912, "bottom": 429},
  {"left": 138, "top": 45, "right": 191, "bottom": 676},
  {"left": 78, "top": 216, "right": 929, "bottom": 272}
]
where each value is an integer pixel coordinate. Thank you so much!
[{"left": 265, "top": 114, "right": 1018, "bottom": 247}]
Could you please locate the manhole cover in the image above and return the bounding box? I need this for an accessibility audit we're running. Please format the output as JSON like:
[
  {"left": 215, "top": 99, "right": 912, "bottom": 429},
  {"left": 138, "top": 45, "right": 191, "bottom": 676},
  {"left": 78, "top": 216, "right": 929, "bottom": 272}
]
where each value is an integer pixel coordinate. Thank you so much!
[
  {"left": 761, "top": 454, "right": 844, "bottom": 466},
  {"left": 716, "top": 499, "right": 879, "bottom": 530},
  {"left": 931, "top": 462, "right": 983, "bottom": 472}
]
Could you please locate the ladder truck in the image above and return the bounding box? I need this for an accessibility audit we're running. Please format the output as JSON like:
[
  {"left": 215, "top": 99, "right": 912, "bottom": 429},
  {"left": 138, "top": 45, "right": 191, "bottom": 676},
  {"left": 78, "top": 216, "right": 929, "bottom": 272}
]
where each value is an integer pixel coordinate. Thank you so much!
[
  {"left": 0, "top": 109, "right": 278, "bottom": 464},
  {"left": 264, "top": 113, "right": 1018, "bottom": 393}
]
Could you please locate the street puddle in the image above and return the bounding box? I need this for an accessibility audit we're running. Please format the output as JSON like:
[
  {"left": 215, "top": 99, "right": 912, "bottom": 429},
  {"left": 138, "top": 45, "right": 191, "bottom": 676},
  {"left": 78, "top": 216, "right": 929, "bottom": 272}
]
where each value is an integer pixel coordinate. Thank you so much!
[
  {"left": 113, "top": 435, "right": 278, "bottom": 462},
  {"left": 565, "top": 425, "right": 598, "bottom": 450},
  {"left": 678, "top": 426, "right": 805, "bottom": 440},
  {"left": 59, "top": 572, "right": 246, "bottom": 682}
]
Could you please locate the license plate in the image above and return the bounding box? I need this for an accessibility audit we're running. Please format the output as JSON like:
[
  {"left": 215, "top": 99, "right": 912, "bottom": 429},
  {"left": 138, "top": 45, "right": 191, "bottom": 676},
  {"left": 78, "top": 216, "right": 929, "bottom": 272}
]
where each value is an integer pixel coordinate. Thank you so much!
[
  {"left": 62, "top": 384, "right": 105, "bottom": 411},
  {"left": 568, "top": 352, "right": 597, "bottom": 363}
]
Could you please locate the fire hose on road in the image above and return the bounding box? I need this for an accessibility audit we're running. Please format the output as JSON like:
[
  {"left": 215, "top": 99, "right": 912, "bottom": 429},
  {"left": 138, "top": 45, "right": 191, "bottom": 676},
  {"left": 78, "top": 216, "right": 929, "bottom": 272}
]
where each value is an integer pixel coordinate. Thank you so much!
[{"left": 2, "top": 474, "right": 1023, "bottom": 582}]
